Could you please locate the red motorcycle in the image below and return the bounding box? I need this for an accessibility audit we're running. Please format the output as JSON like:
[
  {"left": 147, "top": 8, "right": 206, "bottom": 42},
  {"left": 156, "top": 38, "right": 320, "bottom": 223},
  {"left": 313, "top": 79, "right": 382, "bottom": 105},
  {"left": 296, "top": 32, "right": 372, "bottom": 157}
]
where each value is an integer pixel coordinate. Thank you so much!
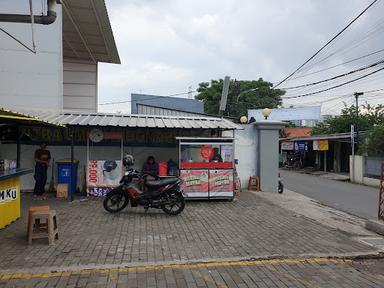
[{"left": 103, "top": 155, "right": 185, "bottom": 215}]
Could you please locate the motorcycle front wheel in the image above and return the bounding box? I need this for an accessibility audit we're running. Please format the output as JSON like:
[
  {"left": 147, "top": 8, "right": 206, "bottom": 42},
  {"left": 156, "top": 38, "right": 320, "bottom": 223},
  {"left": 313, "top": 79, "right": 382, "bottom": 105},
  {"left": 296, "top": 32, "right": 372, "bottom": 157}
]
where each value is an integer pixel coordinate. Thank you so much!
[
  {"left": 161, "top": 192, "right": 185, "bottom": 215},
  {"left": 103, "top": 188, "right": 129, "bottom": 213}
]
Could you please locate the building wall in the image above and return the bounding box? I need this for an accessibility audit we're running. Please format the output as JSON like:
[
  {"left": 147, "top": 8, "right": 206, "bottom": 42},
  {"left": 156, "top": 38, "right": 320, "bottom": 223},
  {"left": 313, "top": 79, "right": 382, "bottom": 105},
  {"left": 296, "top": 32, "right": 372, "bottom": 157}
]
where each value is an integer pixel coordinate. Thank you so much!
[
  {"left": 137, "top": 104, "right": 203, "bottom": 117},
  {"left": 0, "top": 143, "right": 178, "bottom": 191},
  {"left": 0, "top": 1, "right": 63, "bottom": 111},
  {"left": 233, "top": 125, "right": 258, "bottom": 188},
  {"left": 63, "top": 60, "right": 97, "bottom": 112},
  {"left": 131, "top": 94, "right": 204, "bottom": 114}
]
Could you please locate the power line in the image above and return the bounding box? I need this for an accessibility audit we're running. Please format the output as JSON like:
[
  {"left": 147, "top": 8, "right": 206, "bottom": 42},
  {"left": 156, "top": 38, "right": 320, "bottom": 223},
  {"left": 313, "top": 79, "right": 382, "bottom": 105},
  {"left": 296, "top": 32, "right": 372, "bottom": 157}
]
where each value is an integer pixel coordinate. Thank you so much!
[
  {"left": 283, "top": 66, "right": 384, "bottom": 99},
  {"left": 281, "top": 59, "right": 384, "bottom": 90},
  {"left": 290, "top": 48, "right": 384, "bottom": 80},
  {"left": 273, "top": 0, "right": 380, "bottom": 88}
]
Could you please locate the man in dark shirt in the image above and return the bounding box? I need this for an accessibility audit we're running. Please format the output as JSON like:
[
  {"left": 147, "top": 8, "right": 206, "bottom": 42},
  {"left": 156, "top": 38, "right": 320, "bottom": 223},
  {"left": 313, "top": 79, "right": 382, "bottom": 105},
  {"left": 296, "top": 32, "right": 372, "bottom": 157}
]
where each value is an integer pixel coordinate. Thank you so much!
[{"left": 33, "top": 143, "right": 51, "bottom": 198}]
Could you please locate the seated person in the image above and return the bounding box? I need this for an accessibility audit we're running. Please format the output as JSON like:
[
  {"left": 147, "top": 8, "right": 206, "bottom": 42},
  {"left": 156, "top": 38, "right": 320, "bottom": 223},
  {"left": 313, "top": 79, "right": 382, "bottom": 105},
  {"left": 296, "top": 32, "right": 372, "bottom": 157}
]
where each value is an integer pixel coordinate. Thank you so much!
[
  {"left": 142, "top": 155, "right": 159, "bottom": 178},
  {"left": 211, "top": 148, "right": 223, "bottom": 162}
]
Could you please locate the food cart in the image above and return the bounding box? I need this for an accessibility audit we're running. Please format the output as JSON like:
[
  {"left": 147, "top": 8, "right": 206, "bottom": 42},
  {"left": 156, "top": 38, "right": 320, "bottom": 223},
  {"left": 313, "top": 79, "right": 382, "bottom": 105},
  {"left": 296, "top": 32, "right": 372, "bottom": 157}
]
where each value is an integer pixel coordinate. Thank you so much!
[
  {"left": 177, "top": 137, "right": 235, "bottom": 199},
  {"left": 0, "top": 168, "right": 33, "bottom": 229}
]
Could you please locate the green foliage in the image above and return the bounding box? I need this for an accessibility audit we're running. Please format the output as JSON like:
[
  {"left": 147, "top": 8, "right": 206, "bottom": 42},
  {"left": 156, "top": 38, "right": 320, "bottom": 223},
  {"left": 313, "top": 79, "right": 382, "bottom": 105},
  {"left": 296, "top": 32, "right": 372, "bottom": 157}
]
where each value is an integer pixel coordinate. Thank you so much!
[
  {"left": 360, "top": 124, "right": 384, "bottom": 156},
  {"left": 195, "top": 78, "right": 285, "bottom": 119},
  {"left": 312, "top": 104, "right": 384, "bottom": 135}
]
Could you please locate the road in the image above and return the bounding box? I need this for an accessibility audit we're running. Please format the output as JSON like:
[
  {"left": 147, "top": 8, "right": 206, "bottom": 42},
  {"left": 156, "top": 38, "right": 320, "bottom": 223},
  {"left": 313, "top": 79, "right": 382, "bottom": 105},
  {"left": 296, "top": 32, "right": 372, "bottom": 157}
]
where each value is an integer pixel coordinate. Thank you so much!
[{"left": 280, "top": 170, "right": 380, "bottom": 219}]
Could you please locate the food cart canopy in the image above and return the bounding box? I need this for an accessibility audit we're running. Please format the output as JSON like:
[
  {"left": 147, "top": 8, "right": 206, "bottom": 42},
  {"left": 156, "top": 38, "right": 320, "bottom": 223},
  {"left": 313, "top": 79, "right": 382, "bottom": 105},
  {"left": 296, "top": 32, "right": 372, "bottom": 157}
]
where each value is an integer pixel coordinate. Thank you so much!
[{"left": 9, "top": 110, "right": 240, "bottom": 130}]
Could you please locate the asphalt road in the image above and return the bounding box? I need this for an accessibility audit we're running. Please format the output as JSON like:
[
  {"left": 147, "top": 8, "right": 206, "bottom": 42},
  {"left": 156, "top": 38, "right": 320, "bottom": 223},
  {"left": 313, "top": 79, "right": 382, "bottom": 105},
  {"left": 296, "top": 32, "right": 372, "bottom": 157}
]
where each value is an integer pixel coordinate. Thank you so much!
[{"left": 280, "top": 170, "right": 380, "bottom": 220}]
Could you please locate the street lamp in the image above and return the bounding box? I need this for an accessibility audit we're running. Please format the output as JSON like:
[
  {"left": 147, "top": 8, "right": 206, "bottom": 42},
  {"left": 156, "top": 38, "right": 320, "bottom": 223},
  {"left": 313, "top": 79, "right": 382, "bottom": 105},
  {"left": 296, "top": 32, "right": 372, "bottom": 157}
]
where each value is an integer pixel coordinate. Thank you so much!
[
  {"left": 236, "top": 88, "right": 259, "bottom": 103},
  {"left": 239, "top": 116, "right": 248, "bottom": 124},
  {"left": 262, "top": 108, "right": 271, "bottom": 120}
]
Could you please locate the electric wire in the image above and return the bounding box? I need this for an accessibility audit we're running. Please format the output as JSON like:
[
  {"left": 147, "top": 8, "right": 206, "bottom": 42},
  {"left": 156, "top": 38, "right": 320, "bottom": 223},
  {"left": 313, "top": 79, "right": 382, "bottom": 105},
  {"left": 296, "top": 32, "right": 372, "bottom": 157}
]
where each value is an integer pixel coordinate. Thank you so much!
[
  {"left": 273, "top": 0, "right": 380, "bottom": 88},
  {"left": 281, "top": 59, "right": 384, "bottom": 90}
]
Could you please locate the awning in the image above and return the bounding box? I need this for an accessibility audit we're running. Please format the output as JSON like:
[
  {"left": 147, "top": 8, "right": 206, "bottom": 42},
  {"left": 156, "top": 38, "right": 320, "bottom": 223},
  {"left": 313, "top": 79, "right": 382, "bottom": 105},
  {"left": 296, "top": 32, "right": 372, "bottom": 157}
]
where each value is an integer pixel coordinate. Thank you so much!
[
  {"left": 22, "top": 111, "right": 240, "bottom": 130},
  {"left": 62, "top": 0, "right": 120, "bottom": 64},
  {"left": 0, "top": 108, "right": 64, "bottom": 126}
]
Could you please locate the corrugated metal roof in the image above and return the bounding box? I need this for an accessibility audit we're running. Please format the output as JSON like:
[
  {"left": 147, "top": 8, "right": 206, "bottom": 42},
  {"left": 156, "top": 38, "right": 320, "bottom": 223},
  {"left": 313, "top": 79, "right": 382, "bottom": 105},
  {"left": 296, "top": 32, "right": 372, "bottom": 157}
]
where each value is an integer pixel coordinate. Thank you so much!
[
  {"left": 0, "top": 108, "right": 64, "bottom": 126},
  {"left": 20, "top": 111, "right": 240, "bottom": 130}
]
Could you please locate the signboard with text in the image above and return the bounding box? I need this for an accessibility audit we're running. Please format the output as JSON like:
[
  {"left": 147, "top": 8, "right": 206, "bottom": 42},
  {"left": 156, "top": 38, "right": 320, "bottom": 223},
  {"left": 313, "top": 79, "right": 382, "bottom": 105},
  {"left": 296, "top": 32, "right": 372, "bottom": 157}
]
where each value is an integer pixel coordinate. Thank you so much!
[
  {"left": 180, "top": 170, "right": 209, "bottom": 198},
  {"left": 209, "top": 169, "right": 233, "bottom": 197},
  {"left": 87, "top": 160, "right": 122, "bottom": 196}
]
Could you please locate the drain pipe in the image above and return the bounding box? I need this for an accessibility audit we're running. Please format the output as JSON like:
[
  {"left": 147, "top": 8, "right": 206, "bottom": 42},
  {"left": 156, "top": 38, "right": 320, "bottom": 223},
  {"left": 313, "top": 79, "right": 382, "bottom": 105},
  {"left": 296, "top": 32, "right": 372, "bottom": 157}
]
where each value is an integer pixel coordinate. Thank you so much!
[{"left": 0, "top": 0, "right": 59, "bottom": 25}]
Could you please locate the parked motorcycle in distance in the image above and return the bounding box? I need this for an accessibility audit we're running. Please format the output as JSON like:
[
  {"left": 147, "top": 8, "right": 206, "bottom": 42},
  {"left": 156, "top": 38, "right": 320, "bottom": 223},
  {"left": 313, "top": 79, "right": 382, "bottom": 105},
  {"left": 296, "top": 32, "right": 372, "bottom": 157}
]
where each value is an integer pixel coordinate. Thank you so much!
[
  {"left": 103, "top": 155, "right": 185, "bottom": 215},
  {"left": 278, "top": 173, "right": 284, "bottom": 194}
]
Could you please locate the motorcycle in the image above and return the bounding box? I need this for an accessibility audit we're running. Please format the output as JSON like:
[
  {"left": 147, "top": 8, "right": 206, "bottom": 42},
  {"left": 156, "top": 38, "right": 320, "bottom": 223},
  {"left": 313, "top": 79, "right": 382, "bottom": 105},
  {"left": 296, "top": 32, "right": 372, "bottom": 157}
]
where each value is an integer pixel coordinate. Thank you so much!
[
  {"left": 278, "top": 173, "right": 284, "bottom": 194},
  {"left": 103, "top": 155, "right": 185, "bottom": 215}
]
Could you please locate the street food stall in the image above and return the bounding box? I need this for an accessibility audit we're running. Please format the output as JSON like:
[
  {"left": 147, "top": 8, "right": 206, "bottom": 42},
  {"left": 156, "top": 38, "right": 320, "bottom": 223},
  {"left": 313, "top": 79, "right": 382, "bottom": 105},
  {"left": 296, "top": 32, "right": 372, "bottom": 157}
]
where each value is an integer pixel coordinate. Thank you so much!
[
  {"left": 177, "top": 137, "right": 235, "bottom": 199},
  {"left": 0, "top": 168, "right": 33, "bottom": 229},
  {"left": 0, "top": 108, "right": 62, "bottom": 229}
]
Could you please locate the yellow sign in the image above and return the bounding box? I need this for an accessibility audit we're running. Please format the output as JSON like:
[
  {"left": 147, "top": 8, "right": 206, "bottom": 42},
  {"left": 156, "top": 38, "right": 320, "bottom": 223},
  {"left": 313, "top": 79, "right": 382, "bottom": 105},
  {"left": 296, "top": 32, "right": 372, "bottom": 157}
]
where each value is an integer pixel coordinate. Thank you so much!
[
  {"left": 0, "top": 177, "right": 21, "bottom": 229},
  {"left": 313, "top": 140, "right": 329, "bottom": 151}
]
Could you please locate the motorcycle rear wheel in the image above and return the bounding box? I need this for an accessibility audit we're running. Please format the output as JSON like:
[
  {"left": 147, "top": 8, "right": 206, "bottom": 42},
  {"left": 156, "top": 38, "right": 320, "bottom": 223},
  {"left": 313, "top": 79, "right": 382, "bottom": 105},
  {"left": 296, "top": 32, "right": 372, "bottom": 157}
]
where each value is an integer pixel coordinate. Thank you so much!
[
  {"left": 161, "top": 192, "right": 185, "bottom": 215},
  {"left": 103, "top": 188, "right": 129, "bottom": 213}
]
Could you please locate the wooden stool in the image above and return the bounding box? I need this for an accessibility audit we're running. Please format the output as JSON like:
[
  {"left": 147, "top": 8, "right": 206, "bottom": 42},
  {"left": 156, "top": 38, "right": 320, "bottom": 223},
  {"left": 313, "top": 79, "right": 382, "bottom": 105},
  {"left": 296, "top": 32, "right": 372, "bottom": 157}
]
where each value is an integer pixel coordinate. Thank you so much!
[
  {"left": 234, "top": 178, "right": 241, "bottom": 196},
  {"left": 248, "top": 176, "right": 260, "bottom": 191},
  {"left": 27, "top": 206, "right": 50, "bottom": 239},
  {"left": 28, "top": 210, "right": 58, "bottom": 245}
]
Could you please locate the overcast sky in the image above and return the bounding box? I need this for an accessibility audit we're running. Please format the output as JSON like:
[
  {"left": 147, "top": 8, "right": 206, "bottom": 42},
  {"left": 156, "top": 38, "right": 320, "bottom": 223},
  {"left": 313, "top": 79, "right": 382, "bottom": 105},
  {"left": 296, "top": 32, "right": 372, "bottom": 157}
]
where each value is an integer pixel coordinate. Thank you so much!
[{"left": 98, "top": 0, "right": 384, "bottom": 115}]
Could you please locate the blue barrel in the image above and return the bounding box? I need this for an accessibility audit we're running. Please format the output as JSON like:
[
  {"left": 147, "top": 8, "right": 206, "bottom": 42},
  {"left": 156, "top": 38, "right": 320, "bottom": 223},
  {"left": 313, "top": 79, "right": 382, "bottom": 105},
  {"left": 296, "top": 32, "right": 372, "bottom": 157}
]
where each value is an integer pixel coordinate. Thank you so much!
[{"left": 56, "top": 159, "right": 79, "bottom": 194}]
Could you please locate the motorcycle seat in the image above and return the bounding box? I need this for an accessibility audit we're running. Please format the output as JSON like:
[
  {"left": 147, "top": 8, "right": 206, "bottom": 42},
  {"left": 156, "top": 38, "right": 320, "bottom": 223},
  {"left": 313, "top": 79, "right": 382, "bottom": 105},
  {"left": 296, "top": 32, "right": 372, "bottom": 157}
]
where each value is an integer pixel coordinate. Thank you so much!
[{"left": 146, "top": 177, "right": 179, "bottom": 188}]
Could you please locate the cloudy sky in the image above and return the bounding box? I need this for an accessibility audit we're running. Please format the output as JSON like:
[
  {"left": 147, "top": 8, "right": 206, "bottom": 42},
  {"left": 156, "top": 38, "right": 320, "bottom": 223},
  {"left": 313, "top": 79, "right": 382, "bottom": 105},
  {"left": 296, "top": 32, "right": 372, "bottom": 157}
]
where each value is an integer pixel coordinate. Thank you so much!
[{"left": 98, "top": 0, "right": 384, "bottom": 114}]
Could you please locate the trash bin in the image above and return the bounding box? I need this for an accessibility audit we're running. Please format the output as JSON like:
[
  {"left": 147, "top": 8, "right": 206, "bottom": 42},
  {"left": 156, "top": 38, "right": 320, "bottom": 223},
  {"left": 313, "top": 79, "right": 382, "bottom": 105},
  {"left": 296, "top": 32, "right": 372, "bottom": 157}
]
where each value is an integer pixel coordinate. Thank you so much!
[{"left": 56, "top": 159, "right": 79, "bottom": 195}]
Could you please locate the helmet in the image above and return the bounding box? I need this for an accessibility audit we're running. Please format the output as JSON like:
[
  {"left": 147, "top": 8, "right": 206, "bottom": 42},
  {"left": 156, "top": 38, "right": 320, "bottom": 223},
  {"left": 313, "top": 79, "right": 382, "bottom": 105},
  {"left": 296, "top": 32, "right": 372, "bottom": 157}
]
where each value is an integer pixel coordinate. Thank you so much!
[
  {"left": 123, "top": 154, "right": 135, "bottom": 168},
  {"left": 103, "top": 160, "right": 117, "bottom": 172}
]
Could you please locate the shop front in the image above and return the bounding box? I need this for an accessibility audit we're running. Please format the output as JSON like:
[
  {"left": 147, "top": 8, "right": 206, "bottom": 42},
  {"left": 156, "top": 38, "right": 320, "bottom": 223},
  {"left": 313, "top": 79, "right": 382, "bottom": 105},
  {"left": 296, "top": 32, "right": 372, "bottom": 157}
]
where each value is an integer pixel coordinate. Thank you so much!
[{"left": 0, "top": 109, "right": 61, "bottom": 229}]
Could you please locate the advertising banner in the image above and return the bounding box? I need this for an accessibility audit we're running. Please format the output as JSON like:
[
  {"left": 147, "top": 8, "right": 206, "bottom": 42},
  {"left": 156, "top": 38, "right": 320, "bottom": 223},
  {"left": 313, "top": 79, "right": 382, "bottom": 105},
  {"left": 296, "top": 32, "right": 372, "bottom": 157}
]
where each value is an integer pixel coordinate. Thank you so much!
[
  {"left": 87, "top": 160, "right": 122, "bottom": 196},
  {"left": 294, "top": 141, "right": 307, "bottom": 152},
  {"left": 209, "top": 169, "right": 233, "bottom": 196},
  {"left": 313, "top": 140, "right": 329, "bottom": 151},
  {"left": 180, "top": 170, "right": 208, "bottom": 197},
  {"left": 281, "top": 142, "right": 294, "bottom": 150}
]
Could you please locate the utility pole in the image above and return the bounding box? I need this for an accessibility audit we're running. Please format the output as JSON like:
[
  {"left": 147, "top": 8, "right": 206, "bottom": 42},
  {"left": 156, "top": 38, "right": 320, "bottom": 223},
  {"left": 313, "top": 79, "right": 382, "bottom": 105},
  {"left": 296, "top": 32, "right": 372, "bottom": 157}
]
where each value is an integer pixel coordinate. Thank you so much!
[{"left": 354, "top": 92, "right": 364, "bottom": 151}]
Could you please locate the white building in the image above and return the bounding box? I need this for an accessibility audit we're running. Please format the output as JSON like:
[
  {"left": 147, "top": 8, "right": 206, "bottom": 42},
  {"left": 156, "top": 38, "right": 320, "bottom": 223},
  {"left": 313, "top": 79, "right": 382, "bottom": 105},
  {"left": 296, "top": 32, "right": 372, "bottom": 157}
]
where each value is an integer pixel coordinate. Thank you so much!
[{"left": 0, "top": 0, "right": 120, "bottom": 112}]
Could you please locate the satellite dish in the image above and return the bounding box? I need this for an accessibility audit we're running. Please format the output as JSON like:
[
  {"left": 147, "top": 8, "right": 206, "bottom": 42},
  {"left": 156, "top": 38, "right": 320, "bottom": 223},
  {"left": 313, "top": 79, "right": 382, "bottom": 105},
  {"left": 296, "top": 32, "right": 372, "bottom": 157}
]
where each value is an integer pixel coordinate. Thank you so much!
[{"left": 89, "top": 128, "right": 104, "bottom": 143}]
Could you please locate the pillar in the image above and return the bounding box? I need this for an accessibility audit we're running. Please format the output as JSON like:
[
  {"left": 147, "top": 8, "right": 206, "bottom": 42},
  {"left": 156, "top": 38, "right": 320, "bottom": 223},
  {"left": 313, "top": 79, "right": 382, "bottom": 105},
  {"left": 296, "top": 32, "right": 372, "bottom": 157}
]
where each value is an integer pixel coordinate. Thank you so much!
[{"left": 254, "top": 121, "right": 286, "bottom": 192}]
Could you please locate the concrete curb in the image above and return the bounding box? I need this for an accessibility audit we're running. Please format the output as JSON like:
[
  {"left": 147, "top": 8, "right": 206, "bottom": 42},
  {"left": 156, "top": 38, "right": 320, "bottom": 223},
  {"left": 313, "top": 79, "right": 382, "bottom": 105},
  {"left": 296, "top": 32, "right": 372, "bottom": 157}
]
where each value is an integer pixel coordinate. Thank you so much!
[{"left": 366, "top": 219, "right": 384, "bottom": 236}]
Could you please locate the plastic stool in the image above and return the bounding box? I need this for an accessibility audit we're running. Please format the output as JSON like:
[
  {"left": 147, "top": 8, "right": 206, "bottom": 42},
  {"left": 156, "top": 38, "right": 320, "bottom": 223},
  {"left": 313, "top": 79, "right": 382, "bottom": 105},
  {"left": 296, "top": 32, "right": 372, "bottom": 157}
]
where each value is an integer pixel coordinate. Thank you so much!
[
  {"left": 248, "top": 176, "right": 260, "bottom": 191},
  {"left": 28, "top": 210, "right": 58, "bottom": 245}
]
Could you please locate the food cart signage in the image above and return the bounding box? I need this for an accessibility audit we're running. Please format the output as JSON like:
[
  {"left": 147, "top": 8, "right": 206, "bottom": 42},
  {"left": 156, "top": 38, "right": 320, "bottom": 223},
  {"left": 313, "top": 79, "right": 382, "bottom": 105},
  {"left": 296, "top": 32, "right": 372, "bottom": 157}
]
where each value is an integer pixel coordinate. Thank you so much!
[
  {"left": 209, "top": 170, "right": 233, "bottom": 193},
  {"left": 200, "top": 145, "right": 214, "bottom": 160},
  {"left": 180, "top": 170, "right": 208, "bottom": 195},
  {"left": 0, "top": 187, "right": 17, "bottom": 203}
]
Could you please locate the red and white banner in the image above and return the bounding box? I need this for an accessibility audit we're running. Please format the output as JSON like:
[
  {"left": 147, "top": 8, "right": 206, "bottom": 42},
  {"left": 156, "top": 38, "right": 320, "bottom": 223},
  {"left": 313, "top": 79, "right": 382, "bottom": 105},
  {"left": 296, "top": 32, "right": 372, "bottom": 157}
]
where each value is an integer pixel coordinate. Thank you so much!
[
  {"left": 87, "top": 160, "right": 122, "bottom": 196},
  {"left": 209, "top": 169, "right": 233, "bottom": 196},
  {"left": 180, "top": 170, "right": 208, "bottom": 198}
]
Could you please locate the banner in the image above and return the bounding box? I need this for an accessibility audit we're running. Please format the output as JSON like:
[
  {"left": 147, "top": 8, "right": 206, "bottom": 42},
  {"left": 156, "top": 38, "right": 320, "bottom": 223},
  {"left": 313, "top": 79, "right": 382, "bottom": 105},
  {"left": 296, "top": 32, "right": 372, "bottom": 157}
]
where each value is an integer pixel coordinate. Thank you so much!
[
  {"left": 294, "top": 141, "right": 307, "bottom": 152},
  {"left": 209, "top": 170, "right": 233, "bottom": 194},
  {"left": 87, "top": 160, "right": 122, "bottom": 196},
  {"left": 281, "top": 142, "right": 294, "bottom": 150},
  {"left": 180, "top": 170, "right": 208, "bottom": 197},
  {"left": 313, "top": 140, "right": 329, "bottom": 151}
]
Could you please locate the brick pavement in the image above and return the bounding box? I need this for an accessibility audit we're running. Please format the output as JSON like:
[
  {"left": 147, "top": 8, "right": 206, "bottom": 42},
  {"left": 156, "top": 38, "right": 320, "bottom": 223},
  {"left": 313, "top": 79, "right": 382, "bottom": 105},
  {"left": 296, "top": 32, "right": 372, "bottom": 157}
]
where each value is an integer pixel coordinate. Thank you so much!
[
  {"left": 0, "top": 192, "right": 379, "bottom": 272},
  {"left": 1, "top": 258, "right": 383, "bottom": 287}
]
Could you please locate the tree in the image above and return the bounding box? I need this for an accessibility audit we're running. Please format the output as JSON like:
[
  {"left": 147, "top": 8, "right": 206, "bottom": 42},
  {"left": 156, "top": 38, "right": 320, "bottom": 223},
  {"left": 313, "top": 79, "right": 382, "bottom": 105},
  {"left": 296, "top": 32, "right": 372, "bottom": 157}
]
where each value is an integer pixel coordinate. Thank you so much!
[
  {"left": 195, "top": 78, "right": 285, "bottom": 120},
  {"left": 360, "top": 124, "right": 384, "bottom": 156},
  {"left": 312, "top": 103, "right": 384, "bottom": 135}
]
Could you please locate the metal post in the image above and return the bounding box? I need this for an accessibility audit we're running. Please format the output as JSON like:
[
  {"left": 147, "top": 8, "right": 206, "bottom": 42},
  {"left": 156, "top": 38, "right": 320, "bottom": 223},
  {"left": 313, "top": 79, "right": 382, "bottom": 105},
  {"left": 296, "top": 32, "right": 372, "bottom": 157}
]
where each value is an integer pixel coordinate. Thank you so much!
[
  {"left": 324, "top": 151, "right": 327, "bottom": 172},
  {"left": 16, "top": 126, "right": 21, "bottom": 168},
  {"left": 354, "top": 92, "right": 363, "bottom": 151},
  {"left": 351, "top": 125, "right": 355, "bottom": 183},
  {"left": 70, "top": 127, "right": 74, "bottom": 202}
]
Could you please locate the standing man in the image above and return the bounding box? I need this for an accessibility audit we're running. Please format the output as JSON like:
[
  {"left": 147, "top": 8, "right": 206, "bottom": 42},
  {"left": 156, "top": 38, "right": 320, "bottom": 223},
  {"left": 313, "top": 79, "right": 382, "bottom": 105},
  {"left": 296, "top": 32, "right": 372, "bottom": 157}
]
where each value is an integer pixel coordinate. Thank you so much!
[{"left": 33, "top": 143, "right": 51, "bottom": 199}]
